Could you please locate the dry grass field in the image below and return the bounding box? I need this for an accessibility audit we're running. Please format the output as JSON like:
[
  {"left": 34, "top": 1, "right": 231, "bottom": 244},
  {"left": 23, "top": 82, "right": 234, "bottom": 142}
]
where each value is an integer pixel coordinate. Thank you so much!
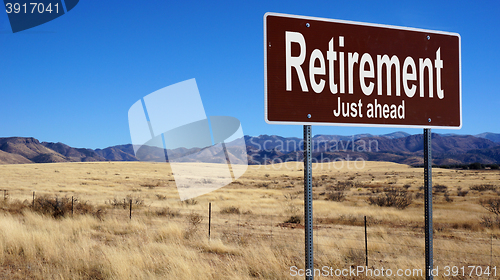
[{"left": 0, "top": 161, "right": 499, "bottom": 279}]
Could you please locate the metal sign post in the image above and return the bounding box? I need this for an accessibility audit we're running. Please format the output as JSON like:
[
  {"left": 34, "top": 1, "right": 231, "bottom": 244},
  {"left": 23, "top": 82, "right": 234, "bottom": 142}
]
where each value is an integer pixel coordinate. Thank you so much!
[
  {"left": 424, "top": 128, "right": 433, "bottom": 279},
  {"left": 303, "top": 125, "right": 314, "bottom": 280}
]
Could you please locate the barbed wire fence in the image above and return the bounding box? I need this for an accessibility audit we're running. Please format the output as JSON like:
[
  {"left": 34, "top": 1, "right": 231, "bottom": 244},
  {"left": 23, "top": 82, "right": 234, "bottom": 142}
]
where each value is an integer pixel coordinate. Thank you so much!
[{"left": 1, "top": 188, "right": 500, "bottom": 270}]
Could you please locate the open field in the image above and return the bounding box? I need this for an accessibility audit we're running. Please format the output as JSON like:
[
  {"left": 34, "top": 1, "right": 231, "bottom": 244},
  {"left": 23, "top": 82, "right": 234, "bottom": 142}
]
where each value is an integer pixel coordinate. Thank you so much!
[{"left": 0, "top": 161, "right": 500, "bottom": 279}]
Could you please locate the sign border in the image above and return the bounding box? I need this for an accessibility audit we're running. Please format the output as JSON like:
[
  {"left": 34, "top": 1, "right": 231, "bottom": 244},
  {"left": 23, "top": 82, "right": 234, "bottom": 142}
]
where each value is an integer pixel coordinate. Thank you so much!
[{"left": 264, "top": 12, "right": 462, "bottom": 129}]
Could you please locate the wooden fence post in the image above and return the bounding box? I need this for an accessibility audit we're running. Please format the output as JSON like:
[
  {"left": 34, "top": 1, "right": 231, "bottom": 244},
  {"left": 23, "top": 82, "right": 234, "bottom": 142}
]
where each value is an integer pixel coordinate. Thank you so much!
[
  {"left": 129, "top": 199, "right": 132, "bottom": 220},
  {"left": 208, "top": 202, "right": 212, "bottom": 241},
  {"left": 365, "top": 216, "right": 368, "bottom": 267}
]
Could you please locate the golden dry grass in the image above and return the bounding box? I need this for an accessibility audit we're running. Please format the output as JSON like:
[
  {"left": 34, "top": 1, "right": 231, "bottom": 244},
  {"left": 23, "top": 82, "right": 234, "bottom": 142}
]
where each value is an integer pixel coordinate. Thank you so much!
[{"left": 0, "top": 161, "right": 499, "bottom": 279}]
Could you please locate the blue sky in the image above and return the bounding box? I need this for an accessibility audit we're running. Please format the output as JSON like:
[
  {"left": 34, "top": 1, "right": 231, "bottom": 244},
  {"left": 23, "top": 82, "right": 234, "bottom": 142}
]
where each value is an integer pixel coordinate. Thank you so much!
[{"left": 0, "top": 1, "right": 499, "bottom": 149}]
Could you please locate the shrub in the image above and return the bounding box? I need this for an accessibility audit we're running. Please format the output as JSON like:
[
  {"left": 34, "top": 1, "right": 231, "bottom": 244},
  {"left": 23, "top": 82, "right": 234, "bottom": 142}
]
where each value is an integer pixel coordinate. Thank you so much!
[
  {"left": 259, "top": 182, "right": 270, "bottom": 188},
  {"left": 283, "top": 193, "right": 300, "bottom": 215},
  {"left": 433, "top": 184, "right": 448, "bottom": 193},
  {"left": 34, "top": 196, "right": 68, "bottom": 218},
  {"left": 480, "top": 215, "right": 500, "bottom": 228},
  {"left": 338, "top": 214, "right": 360, "bottom": 226},
  {"left": 0, "top": 199, "right": 30, "bottom": 215},
  {"left": 107, "top": 196, "right": 144, "bottom": 209},
  {"left": 156, "top": 194, "right": 167, "bottom": 200},
  {"left": 156, "top": 207, "right": 180, "bottom": 217},
  {"left": 284, "top": 215, "right": 301, "bottom": 224},
  {"left": 182, "top": 198, "right": 198, "bottom": 206},
  {"left": 457, "top": 190, "right": 469, "bottom": 197},
  {"left": 188, "top": 212, "right": 203, "bottom": 226},
  {"left": 367, "top": 187, "right": 413, "bottom": 209},
  {"left": 107, "top": 198, "right": 126, "bottom": 208},
  {"left": 327, "top": 180, "right": 354, "bottom": 192},
  {"left": 337, "top": 180, "right": 355, "bottom": 190},
  {"left": 72, "top": 198, "right": 94, "bottom": 214},
  {"left": 184, "top": 212, "right": 203, "bottom": 239},
  {"left": 469, "top": 162, "right": 482, "bottom": 170},
  {"left": 444, "top": 192, "right": 453, "bottom": 203},
  {"left": 32, "top": 195, "right": 93, "bottom": 218},
  {"left": 94, "top": 208, "right": 105, "bottom": 221},
  {"left": 471, "top": 184, "right": 497, "bottom": 192},
  {"left": 479, "top": 198, "right": 500, "bottom": 216},
  {"left": 343, "top": 249, "right": 365, "bottom": 265},
  {"left": 325, "top": 191, "right": 346, "bottom": 202},
  {"left": 128, "top": 195, "right": 144, "bottom": 206},
  {"left": 220, "top": 206, "right": 240, "bottom": 214}
]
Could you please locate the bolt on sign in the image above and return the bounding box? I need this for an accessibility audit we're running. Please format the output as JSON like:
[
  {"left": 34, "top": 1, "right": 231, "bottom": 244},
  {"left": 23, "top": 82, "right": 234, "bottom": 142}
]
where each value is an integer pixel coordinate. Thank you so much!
[{"left": 264, "top": 13, "right": 461, "bottom": 128}]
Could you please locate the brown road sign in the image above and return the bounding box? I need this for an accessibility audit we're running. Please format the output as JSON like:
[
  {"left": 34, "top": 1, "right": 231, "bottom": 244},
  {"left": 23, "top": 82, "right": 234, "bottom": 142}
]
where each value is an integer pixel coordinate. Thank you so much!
[{"left": 264, "top": 13, "right": 461, "bottom": 129}]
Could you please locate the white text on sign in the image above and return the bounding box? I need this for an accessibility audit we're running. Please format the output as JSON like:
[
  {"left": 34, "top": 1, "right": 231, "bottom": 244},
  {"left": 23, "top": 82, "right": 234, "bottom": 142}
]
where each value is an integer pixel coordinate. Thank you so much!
[{"left": 285, "top": 32, "right": 445, "bottom": 100}]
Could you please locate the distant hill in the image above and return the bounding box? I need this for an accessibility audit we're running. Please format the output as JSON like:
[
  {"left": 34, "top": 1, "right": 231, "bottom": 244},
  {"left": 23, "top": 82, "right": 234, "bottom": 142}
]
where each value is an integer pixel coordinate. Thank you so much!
[
  {"left": 380, "top": 131, "right": 411, "bottom": 139},
  {"left": 357, "top": 134, "right": 498, "bottom": 154},
  {"left": 0, "top": 149, "right": 32, "bottom": 164},
  {"left": 94, "top": 145, "right": 138, "bottom": 161},
  {"left": 463, "top": 145, "right": 500, "bottom": 163},
  {"left": 476, "top": 132, "right": 500, "bottom": 143},
  {"left": 0, "top": 132, "right": 498, "bottom": 166},
  {"left": 243, "top": 133, "right": 499, "bottom": 166},
  {"left": 41, "top": 142, "right": 105, "bottom": 162},
  {"left": 0, "top": 137, "right": 66, "bottom": 163}
]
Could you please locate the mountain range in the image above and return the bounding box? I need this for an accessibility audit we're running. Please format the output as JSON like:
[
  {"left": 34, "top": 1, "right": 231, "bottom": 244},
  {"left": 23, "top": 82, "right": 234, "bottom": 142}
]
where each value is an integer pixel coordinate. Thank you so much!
[{"left": 0, "top": 132, "right": 499, "bottom": 166}]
